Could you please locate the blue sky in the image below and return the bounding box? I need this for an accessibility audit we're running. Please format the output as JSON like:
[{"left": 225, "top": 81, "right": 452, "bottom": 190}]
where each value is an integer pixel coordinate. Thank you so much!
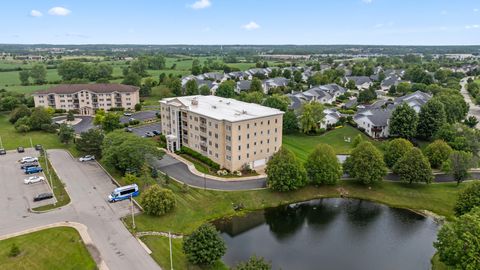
[{"left": 1, "top": 0, "right": 479, "bottom": 45}]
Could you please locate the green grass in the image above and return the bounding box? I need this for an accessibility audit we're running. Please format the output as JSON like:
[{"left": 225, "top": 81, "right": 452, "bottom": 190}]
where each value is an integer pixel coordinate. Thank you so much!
[
  {"left": 126, "top": 179, "right": 464, "bottom": 235},
  {"left": 431, "top": 253, "right": 451, "bottom": 270},
  {"left": 2, "top": 84, "right": 59, "bottom": 94},
  {"left": 0, "top": 227, "right": 97, "bottom": 270},
  {"left": 32, "top": 155, "right": 71, "bottom": 211},
  {"left": 0, "top": 69, "right": 60, "bottom": 87},
  {"left": 283, "top": 126, "right": 384, "bottom": 162},
  {"left": 0, "top": 113, "right": 78, "bottom": 153},
  {"left": 141, "top": 236, "right": 227, "bottom": 270}
]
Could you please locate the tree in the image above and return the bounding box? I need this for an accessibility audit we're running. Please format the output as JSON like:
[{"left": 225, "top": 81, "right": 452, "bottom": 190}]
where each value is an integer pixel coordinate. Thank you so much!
[
  {"left": 134, "top": 103, "right": 142, "bottom": 112},
  {"left": 191, "top": 59, "right": 202, "bottom": 75},
  {"left": 238, "top": 91, "right": 264, "bottom": 104},
  {"left": 9, "top": 104, "right": 31, "bottom": 124},
  {"left": 140, "top": 77, "right": 155, "bottom": 97},
  {"left": 58, "top": 61, "right": 88, "bottom": 81},
  {"left": 216, "top": 80, "right": 235, "bottom": 98},
  {"left": 443, "top": 151, "right": 475, "bottom": 186},
  {"left": 101, "top": 112, "right": 121, "bottom": 132},
  {"left": 19, "top": 70, "right": 30, "bottom": 85},
  {"left": 102, "top": 131, "right": 163, "bottom": 174},
  {"left": 417, "top": 99, "right": 447, "bottom": 140},
  {"left": 266, "top": 147, "right": 307, "bottom": 192},
  {"left": 434, "top": 207, "right": 480, "bottom": 270},
  {"left": 393, "top": 148, "right": 433, "bottom": 184},
  {"left": 141, "top": 185, "right": 176, "bottom": 216},
  {"left": 0, "top": 96, "right": 21, "bottom": 111},
  {"left": 58, "top": 123, "right": 75, "bottom": 144},
  {"left": 250, "top": 77, "right": 263, "bottom": 92},
  {"left": 87, "top": 63, "right": 113, "bottom": 81},
  {"left": 182, "top": 224, "right": 226, "bottom": 265},
  {"left": 384, "top": 138, "right": 413, "bottom": 168},
  {"left": 299, "top": 101, "right": 325, "bottom": 134},
  {"left": 185, "top": 80, "right": 198, "bottom": 95},
  {"left": 93, "top": 109, "right": 106, "bottom": 125},
  {"left": 234, "top": 256, "right": 272, "bottom": 270},
  {"left": 305, "top": 144, "right": 342, "bottom": 185},
  {"left": 282, "top": 110, "right": 298, "bottom": 134},
  {"left": 169, "top": 78, "right": 183, "bottom": 96},
  {"left": 14, "top": 116, "right": 30, "bottom": 133},
  {"left": 76, "top": 128, "right": 104, "bottom": 157},
  {"left": 425, "top": 140, "right": 453, "bottom": 169},
  {"left": 199, "top": 85, "right": 211, "bottom": 95},
  {"left": 358, "top": 87, "right": 377, "bottom": 103},
  {"left": 434, "top": 92, "right": 469, "bottom": 124},
  {"left": 352, "top": 134, "right": 363, "bottom": 148},
  {"left": 293, "top": 70, "right": 303, "bottom": 83},
  {"left": 282, "top": 69, "right": 291, "bottom": 79},
  {"left": 464, "top": 116, "right": 478, "bottom": 128},
  {"left": 454, "top": 182, "right": 480, "bottom": 217},
  {"left": 389, "top": 103, "right": 418, "bottom": 139},
  {"left": 262, "top": 94, "right": 289, "bottom": 112},
  {"left": 30, "top": 64, "right": 47, "bottom": 84},
  {"left": 122, "top": 71, "right": 142, "bottom": 86},
  {"left": 130, "top": 59, "right": 148, "bottom": 76},
  {"left": 29, "top": 107, "right": 52, "bottom": 131},
  {"left": 66, "top": 110, "right": 75, "bottom": 121},
  {"left": 344, "top": 141, "right": 387, "bottom": 184},
  {"left": 346, "top": 80, "right": 356, "bottom": 90}
]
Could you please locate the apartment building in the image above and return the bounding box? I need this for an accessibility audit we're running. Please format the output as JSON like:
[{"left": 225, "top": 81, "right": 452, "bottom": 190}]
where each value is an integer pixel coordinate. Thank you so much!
[
  {"left": 160, "top": 95, "right": 284, "bottom": 172},
  {"left": 33, "top": 84, "right": 140, "bottom": 115}
]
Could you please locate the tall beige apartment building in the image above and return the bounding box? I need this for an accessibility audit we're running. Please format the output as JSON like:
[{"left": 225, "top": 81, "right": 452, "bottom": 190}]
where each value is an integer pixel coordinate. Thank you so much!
[
  {"left": 160, "top": 95, "right": 284, "bottom": 172},
  {"left": 33, "top": 84, "right": 140, "bottom": 115}
]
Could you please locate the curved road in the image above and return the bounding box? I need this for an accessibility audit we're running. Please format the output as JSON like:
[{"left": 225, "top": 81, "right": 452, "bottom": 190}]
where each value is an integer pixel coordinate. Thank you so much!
[{"left": 460, "top": 77, "right": 480, "bottom": 128}]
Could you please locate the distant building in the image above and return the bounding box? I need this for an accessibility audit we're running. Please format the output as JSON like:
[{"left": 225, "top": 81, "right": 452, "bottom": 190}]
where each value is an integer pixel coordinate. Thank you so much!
[
  {"left": 160, "top": 95, "right": 284, "bottom": 171},
  {"left": 33, "top": 84, "right": 140, "bottom": 115}
]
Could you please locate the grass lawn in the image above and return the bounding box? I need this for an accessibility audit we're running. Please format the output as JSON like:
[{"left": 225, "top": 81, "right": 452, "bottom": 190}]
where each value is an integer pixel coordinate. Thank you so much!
[
  {"left": 125, "top": 179, "right": 465, "bottom": 235},
  {"left": 0, "top": 227, "right": 97, "bottom": 270},
  {"left": 0, "top": 113, "right": 78, "bottom": 154},
  {"left": 141, "top": 236, "right": 227, "bottom": 270},
  {"left": 283, "top": 125, "right": 385, "bottom": 162},
  {"left": 431, "top": 253, "right": 451, "bottom": 270}
]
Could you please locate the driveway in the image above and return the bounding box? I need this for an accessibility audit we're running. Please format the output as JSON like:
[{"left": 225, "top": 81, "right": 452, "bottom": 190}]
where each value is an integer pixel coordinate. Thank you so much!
[
  {"left": 460, "top": 77, "right": 480, "bottom": 128},
  {"left": 0, "top": 149, "right": 161, "bottom": 270},
  {"left": 53, "top": 115, "right": 95, "bottom": 134},
  {"left": 120, "top": 110, "right": 159, "bottom": 124}
]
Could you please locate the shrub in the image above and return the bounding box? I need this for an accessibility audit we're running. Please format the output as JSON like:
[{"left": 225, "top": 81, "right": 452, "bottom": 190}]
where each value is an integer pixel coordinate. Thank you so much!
[
  {"left": 108, "top": 107, "right": 125, "bottom": 111},
  {"left": 123, "top": 173, "right": 138, "bottom": 185},
  {"left": 141, "top": 185, "right": 176, "bottom": 216},
  {"left": 454, "top": 182, "right": 480, "bottom": 216},
  {"left": 234, "top": 256, "right": 272, "bottom": 270},
  {"left": 425, "top": 140, "right": 453, "bottom": 169},
  {"left": 182, "top": 224, "right": 226, "bottom": 265},
  {"left": 9, "top": 244, "right": 20, "bottom": 257},
  {"left": 178, "top": 146, "right": 220, "bottom": 170}
]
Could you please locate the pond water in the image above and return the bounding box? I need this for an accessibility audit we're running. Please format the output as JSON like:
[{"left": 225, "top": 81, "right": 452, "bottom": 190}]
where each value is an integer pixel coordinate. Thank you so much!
[{"left": 214, "top": 198, "right": 439, "bottom": 270}]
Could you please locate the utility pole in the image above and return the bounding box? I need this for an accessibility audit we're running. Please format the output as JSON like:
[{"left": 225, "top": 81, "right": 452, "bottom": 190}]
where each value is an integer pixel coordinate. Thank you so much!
[
  {"left": 169, "top": 232, "right": 173, "bottom": 270},
  {"left": 131, "top": 194, "right": 136, "bottom": 230},
  {"left": 29, "top": 137, "right": 33, "bottom": 149}
]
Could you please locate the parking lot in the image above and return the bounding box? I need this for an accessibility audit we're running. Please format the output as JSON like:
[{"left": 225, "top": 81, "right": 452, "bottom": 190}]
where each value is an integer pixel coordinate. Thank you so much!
[
  {"left": 0, "top": 149, "right": 54, "bottom": 214},
  {"left": 120, "top": 110, "right": 158, "bottom": 124},
  {"left": 130, "top": 122, "right": 161, "bottom": 137}
]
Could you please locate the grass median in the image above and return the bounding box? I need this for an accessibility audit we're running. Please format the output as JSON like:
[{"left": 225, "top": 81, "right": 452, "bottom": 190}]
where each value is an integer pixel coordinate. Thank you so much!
[{"left": 0, "top": 227, "right": 97, "bottom": 270}]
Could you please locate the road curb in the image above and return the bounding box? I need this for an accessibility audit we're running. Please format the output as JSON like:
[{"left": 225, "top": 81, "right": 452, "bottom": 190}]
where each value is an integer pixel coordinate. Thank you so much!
[{"left": 0, "top": 221, "right": 109, "bottom": 270}]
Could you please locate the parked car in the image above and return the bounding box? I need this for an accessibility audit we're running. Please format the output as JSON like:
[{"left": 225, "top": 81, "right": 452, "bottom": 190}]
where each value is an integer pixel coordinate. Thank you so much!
[
  {"left": 145, "top": 131, "right": 155, "bottom": 137},
  {"left": 123, "top": 112, "right": 133, "bottom": 116},
  {"left": 20, "top": 157, "right": 38, "bottom": 164},
  {"left": 17, "top": 146, "right": 24, "bottom": 153},
  {"left": 0, "top": 149, "right": 6, "bottom": 155},
  {"left": 129, "top": 117, "right": 136, "bottom": 122},
  {"left": 24, "top": 175, "right": 45, "bottom": 184},
  {"left": 35, "top": 144, "right": 43, "bottom": 151},
  {"left": 124, "top": 127, "right": 133, "bottom": 132},
  {"left": 79, "top": 155, "right": 95, "bottom": 162},
  {"left": 152, "top": 130, "right": 161, "bottom": 135},
  {"left": 33, "top": 193, "right": 53, "bottom": 202},
  {"left": 25, "top": 166, "right": 43, "bottom": 174},
  {"left": 21, "top": 162, "right": 39, "bottom": 169}
]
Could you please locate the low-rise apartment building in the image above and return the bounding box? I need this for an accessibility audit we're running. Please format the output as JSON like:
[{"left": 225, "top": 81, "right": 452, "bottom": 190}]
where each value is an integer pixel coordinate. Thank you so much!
[
  {"left": 33, "top": 84, "right": 140, "bottom": 115},
  {"left": 160, "top": 95, "right": 284, "bottom": 172}
]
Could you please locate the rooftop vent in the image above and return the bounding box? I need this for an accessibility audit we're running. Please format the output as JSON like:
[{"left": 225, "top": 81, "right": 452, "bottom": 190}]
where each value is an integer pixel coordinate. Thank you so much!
[
  {"left": 242, "top": 110, "right": 247, "bottom": 114},
  {"left": 212, "top": 105, "right": 217, "bottom": 109},
  {"left": 191, "top": 98, "right": 198, "bottom": 106},
  {"left": 226, "top": 101, "right": 231, "bottom": 105}
]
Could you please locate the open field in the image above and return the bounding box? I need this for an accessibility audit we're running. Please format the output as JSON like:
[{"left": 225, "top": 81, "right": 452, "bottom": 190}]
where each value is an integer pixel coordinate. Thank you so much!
[
  {"left": 0, "top": 227, "right": 96, "bottom": 270},
  {"left": 283, "top": 126, "right": 385, "bottom": 162}
]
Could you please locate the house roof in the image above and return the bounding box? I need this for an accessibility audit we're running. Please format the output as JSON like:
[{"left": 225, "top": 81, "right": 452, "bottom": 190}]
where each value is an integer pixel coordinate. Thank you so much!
[
  {"left": 346, "top": 76, "right": 372, "bottom": 85},
  {"left": 355, "top": 109, "right": 392, "bottom": 126},
  {"left": 236, "top": 80, "right": 252, "bottom": 91},
  {"left": 34, "top": 83, "right": 139, "bottom": 95}
]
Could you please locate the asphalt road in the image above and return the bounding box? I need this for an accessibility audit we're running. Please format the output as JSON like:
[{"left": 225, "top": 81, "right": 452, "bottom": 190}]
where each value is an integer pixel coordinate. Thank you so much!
[
  {"left": 53, "top": 115, "right": 95, "bottom": 134},
  {"left": 0, "top": 149, "right": 161, "bottom": 270},
  {"left": 460, "top": 77, "right": 480, "bottom": 128},
  {"left": 131, "top": 122, "right": 162, "bottom": 137}
]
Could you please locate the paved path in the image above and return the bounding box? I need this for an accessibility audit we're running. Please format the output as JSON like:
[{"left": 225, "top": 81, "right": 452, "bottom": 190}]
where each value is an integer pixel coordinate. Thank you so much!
[
  {"left": 460, "top": 77, "right": 480, "bottom": 128},
  {"left": 0, "top": 149, "right": 161, "bottom": 270}
]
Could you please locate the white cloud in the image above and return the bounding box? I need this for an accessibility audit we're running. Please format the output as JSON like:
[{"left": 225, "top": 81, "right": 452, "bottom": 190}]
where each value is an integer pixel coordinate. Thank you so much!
[
  {"left": 474, "top": 8, "right": 479, "bottom": 12},
  {"left": 362, "top": 0, "right": 373, "bottom": 4},
  {"left": 242, "top": 21, "right": 260, "bottom": 30},
  {"left": 30, "top": 10, "right": 43, "bottom": 17},
  {"left": 465, "top": 24, "right": 480, "bottom": 29},
  {"left": 48, "top": 7, "right": 71, "bottom": 16},
  {"left": 188, "top": 0, "right": 211, "bottom": 9}
]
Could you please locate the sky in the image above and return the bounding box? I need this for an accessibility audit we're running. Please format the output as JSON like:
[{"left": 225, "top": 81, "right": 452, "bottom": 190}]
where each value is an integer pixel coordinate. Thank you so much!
[{"left": 0, "top": 0, "right": 479, "bottom": 45}]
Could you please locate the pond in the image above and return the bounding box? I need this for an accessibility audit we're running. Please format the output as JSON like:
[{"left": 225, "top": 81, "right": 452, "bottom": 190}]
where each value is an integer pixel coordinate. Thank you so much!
[{"left": 214, "top": 198, "right": 439, "bottom": 270}]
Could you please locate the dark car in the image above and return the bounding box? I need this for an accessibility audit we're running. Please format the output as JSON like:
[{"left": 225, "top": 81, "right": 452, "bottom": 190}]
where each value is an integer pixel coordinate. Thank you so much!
[
  {"left": 0, "top": 149, "right": 6, "bottom": 155},
  {"left": 152, "top": 130, "right": 161, "bottom": 135},
  {"left": 35, "top": 144, "right": 43, "bottom": 151},
  {"left": 21, "top": 162, "right": 39, "bottom": 169},
  {"left": 33, "top": 193, "right": 53, "bottom": 202},
  {"left": 17, "top": 147, "right": 24, "bottom": 153}
]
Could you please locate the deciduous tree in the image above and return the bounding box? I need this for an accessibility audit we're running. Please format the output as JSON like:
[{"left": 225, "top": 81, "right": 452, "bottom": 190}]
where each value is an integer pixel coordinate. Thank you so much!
[
  {"left": 384, "top": 138, "right": 413, "bottom": 168},
  {"left": 182, "top": 224, "right": 226, "bottom": 265},
  {"left": 425, "top": 140, "right": 452, "bottom": 169},
  {"left": 344, "top": 141, "right": 387, "bottom": 184},
  {"left": 75, "top": 128, "right": 104, "bottom": 157},
  {"left": 389, "top": 103, "right": 418, "bottom": 139},
  {"left": 393, "top": 147, "right": 433, "bottom": 184},
  {"left": 417, "top": 99, "right": 447, "bottom": 140},
  {"left": 454, "top": 182, "right": 480, "bottom": 217},
  {"left": 305, "top": 144, "right": 342, "bottom": 185},
  {"left": 141, "top": 185, "right": 176, "bottom": 216},
  {"left": 266, "top": 147, "right": 307, "bottom": 192}
]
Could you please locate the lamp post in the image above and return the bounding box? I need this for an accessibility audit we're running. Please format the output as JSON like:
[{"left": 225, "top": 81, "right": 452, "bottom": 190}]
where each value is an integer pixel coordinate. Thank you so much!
[
  {"left": 203, "top": 173, "right": 206, "bottom": 191},
  {"left": 130, "top": 194, "right": 136, "bottom": 230}
]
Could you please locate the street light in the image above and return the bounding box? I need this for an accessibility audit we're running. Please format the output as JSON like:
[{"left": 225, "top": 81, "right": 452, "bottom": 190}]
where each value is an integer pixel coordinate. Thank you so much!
[
  {"left": 203, "top": 173, "right": 206, "bottom": 191},
  {"left": 130, "top": 194, "right": 136, "bottom": 230}
]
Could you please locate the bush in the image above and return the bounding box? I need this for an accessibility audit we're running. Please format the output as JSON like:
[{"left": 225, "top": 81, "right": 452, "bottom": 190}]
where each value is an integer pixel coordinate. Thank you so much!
[
  {"left": 234, "top": 256, "right": 272, "bottom": 270},
  {"left": 178, "top": 146, "right": 220, "bottom": 170},
  {"left": 134, "top": 103, "right": 142, "bottom": 111},
  {"left": 141, "top": 185, "right": 176, "bottom": 216},
  {"left": 123, "top": 173, "right": 138, "bottom": 185},
  {"left": 128, "top": 119, "right": 140, "bottom": 125},
  {"left": 9, "top": 243, "right": 20, "bottom": 257},
  {"left": 454, "top": 182, "right": 480, "bottom": 216},
  {"left": 108, "top": 107, "right": 125, "bottom": 111},
  {"left": 182, "top": 224, "right": 226, "bottom": 265},
  {"left": 425, "top": 140, "right": 453, "bottom": 169}
]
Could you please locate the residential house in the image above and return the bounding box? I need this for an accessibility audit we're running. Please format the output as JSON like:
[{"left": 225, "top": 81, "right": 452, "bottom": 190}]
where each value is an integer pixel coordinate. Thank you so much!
[
  {"left": 235, "top": 80, "right": 252, "bottom": 93},
  {"left": 343, "top": 76, "right": 373, "bottom": 90},
  {"left": 263, "top": 77, "right": 290, "bottom": 94}
]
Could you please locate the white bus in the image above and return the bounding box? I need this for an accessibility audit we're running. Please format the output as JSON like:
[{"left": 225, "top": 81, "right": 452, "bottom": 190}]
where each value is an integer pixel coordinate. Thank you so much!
[{"left": 108, "top": 184, "right": 139, "bottom": 203}]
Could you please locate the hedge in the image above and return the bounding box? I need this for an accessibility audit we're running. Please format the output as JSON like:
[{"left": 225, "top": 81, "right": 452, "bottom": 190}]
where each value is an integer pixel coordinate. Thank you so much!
[{"left": 178, "top": 146, "right": 220, "bottom": 170}]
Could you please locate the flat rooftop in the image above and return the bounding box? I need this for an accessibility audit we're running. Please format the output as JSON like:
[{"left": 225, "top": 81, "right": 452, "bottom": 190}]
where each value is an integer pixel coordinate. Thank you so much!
[{"left": 160, "top": 95, "right": 284, "bottom": 122}]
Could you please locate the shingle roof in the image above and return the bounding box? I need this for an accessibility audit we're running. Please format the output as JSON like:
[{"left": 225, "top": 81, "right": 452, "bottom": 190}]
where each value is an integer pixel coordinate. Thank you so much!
[{"left": 34, "top": 84, "right": 139, "bottom": 95}]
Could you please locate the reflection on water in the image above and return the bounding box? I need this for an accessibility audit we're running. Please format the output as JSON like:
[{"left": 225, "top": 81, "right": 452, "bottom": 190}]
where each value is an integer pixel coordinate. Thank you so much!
[{"left": 214, "top": 198, "right": 438, "bottom": 270}]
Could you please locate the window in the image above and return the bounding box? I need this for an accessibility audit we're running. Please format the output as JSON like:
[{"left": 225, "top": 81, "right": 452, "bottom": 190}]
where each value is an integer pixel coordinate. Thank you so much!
[
  {"left": 226, "top": 145, "right": 231, "bottom": 151},
  {"left": 215, "top": 153, "right": 218, "bottom": 158},
  {"left": 215, "top": 124, "right": 218, "bottom": 128},
  {"left": 247, "top": 124, "right": 250, "bottom": 128},
  {"left": 267, "top": 139, "right": 270, "bottom": 144},
  {"left": 238, "top": 135, "right": 241, "bottom": 141},
  {"left": 247, "top": 143, "right": 250, "bottom": 149},
  {"left": 226, "top": 135, "right": 231, "bottom": 141},
  {"left": 275, "top": 119, "right": 278, "bottom": 124},
  {"left": 238, "top": 125, "right": 241, "bottom": 131},
  {"left": 254, "top": 122, "right": 257, "bottom": 127},
  {"left": 275, "top": 128, "right": 278, "bottom": 133},
  {"left": 208, "top": 131, "right": 212, "bottom": 136},
  {"left": 238, "top": 145, "right": 241, "bottom": 150},
  {"left": 247, "top": 153, "right": 250, "bottom": 158},
  {"left": 226, "top": 155, "right": 231, "bottom": 161},
  {"left": 226, "top": 125, "right": 231, "bottom": 131},
  {"left": 247, "top": 134, "right": 250, "bottom": 139},
  {"left": 215, "top": 133, "right": 218, "bottom": 139},
  {"left": 215, "top": 143, "right": 218, "bottom": 148},
  {"left": 268, "top": 120, "right": 270, "bottom": 125},
  {"left": 261, "top": 121, "right": 263, "bottom": 125},
  {"left": 238, "top": 155, "right": 241, "bottom": 160}
]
